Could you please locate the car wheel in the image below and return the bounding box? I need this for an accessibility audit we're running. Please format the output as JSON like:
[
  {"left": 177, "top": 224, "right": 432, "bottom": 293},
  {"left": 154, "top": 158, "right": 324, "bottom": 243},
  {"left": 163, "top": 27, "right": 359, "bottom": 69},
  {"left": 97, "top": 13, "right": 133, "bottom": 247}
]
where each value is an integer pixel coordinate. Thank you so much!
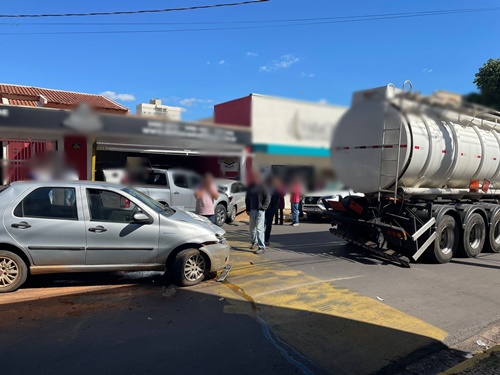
[
  {"left": 226, "top": 206, "right": 237, "bottom": 223},
  {"left": 173, "top": 248, "right": 208, "bottom": 287},
  {"left": 215, "top": 204, "right": 227, "bottom": 227},
  {"left": 0, "top": 251, "right": 28, "bottom": 293},
  {"left": 429, "top": 215, "right": 458, "bottom": 264},
  {"left": 461, "top": 213, "right": 485, "bottom": 258}
]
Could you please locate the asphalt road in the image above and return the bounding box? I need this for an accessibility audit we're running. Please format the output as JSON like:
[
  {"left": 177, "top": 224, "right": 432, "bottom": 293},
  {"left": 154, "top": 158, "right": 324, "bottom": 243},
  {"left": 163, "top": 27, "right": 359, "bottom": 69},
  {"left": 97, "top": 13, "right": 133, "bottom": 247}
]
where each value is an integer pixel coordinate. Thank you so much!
[{"left": 1, "top": 220, "right": 499, "bottom": 375}]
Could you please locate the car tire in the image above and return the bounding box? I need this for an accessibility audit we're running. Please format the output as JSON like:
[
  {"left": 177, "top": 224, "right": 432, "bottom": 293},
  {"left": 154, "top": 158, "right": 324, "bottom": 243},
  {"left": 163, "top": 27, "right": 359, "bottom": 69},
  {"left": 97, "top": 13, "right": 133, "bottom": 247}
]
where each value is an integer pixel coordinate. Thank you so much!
[
  {"left": 486, "top": 210, "right": 500, "bottom": 253},
  {"left": 461, "top": 213, "right": 485, "bottom": 258},
  {"left": 173, "top": 248, "right": 208, "bottom": 287},
  {"left": 0, "top": 251, "right": 28, "bottom": 293},
  {"left": 215, "top": 204, "right": 227, "bottom": 227},
  {"left": 226, "top": 206, "right": 237, "bottom": 224},
  {"left": 429, "top": 215, "right": 458, "bottom": 264}
]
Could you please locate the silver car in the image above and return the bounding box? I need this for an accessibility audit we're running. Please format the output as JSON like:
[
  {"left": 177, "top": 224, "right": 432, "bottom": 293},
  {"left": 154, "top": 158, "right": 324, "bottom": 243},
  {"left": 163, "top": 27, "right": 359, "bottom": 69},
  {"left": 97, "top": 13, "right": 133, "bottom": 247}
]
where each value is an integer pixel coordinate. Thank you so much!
[
  {"left": 0, "top": 181, "right": 230, "bottom": 293},
  {"left": 100, "top": 168, "right": 229, "bottom": 227},
  {"left": 216, "top": 179, "right": 247, "bottom": 223}
]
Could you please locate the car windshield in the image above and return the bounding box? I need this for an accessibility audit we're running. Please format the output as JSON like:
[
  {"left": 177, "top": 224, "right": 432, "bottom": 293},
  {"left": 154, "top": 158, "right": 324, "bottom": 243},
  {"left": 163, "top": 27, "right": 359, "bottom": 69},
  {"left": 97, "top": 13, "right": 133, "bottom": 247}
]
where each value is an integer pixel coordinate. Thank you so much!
[
  {"left": 122, "top": 187, "right": 175, "bottom": 217},
  {"left": 218, "top": 185, "right": 228, "bottom": 193}
]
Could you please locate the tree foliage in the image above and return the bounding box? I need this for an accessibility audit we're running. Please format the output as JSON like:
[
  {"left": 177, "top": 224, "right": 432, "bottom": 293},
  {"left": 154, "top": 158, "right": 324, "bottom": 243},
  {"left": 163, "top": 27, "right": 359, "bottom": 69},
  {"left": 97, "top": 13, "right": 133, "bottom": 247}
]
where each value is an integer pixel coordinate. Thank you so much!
[{"left": 465, "top": 58, "right": 500, "bottom": 110}]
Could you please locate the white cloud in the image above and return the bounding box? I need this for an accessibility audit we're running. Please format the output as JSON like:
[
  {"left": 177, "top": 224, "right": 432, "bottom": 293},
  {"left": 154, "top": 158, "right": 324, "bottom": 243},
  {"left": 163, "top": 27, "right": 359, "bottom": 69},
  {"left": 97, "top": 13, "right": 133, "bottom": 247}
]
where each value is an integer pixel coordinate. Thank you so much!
[
  {"left": 246, "top": 52, "right": 258, "bottom": 57},
  {"left": 422, "top": 68, "right": 433, "bottom": 73},
  {"left": 206, "top": 61, "right": 211, "bottom": 65},
  {"left": 300, "top": 72, "right": 315, "bottom": 78},
  {"left": 218, "top": 59, "right": 226, "bottom": 65},
  {"left": 318, "top": 98, "right": 328, "bottom": 104},
  {"left": 179, "top": 98, "right": 214, "bottom": 107},
  {"left": 99, "top": 90, "right": 136, "bottom": 102},
  {"left": 260, "top": 54, "right": 300, "bottom": 72}
]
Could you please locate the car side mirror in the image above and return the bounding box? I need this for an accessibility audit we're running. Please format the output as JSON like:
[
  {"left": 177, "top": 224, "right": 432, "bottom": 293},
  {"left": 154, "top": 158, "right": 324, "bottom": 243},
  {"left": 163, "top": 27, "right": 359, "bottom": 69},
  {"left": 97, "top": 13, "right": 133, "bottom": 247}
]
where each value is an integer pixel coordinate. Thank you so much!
[{"left": 133, "top": 213, "right": 151, "bottom": 224}]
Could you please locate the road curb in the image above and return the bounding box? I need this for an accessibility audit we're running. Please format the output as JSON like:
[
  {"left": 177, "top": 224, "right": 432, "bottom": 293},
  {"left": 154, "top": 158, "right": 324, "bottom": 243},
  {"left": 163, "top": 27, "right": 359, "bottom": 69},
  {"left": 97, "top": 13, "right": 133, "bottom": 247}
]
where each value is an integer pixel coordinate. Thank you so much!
[{"left": 440, "top": 345, "right": 500, "bottom": 374}]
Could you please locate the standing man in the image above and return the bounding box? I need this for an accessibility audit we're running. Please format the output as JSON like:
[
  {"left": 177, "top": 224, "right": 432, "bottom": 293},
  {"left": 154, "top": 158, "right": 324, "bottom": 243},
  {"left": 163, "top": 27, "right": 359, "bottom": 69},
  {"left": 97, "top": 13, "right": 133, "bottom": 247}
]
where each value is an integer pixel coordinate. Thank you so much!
[
  {"left": 194, "top": 173, "right": 219, "bottom": 224},
  {"left": 290, "top": 178, "right": 302, "bottom": 227},
  {"left": 245, "top": 171, "right": 270, "bottom": 254},
  {"left": 264, "top": 176, "right": 280, "bottom": 246}
]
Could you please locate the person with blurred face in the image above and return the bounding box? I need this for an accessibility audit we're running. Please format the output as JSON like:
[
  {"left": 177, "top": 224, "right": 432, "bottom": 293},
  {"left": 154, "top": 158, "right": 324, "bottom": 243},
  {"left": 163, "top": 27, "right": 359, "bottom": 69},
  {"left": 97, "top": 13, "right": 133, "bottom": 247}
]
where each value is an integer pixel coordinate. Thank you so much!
[
  {"left": 264, "top": 175, "right": 280, "bottom": 245},
  {"left": 290, "top": 177, "right": 302, "bottom": 227},
  {"left": 245, "top": 171, "right": 270, "bottom": 254},
  {"left": 194, "top": 173, "right": 219, "bottom": 224}
]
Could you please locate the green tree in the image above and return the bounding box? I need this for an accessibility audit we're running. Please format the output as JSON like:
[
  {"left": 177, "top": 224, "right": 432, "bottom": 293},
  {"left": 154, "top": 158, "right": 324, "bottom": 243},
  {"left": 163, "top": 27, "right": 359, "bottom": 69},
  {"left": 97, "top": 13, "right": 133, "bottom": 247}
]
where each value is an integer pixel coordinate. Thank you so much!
[{"left": 465, "top": 58, "right": 500, "bottom": 110}]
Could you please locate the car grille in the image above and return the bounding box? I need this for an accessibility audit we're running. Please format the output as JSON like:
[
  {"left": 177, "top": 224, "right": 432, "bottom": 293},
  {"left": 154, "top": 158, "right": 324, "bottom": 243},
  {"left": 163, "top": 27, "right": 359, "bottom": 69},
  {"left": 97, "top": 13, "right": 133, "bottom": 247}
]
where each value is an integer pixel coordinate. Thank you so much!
[{"left": 305, "top": 196, "right": 320, "bottom": 204}]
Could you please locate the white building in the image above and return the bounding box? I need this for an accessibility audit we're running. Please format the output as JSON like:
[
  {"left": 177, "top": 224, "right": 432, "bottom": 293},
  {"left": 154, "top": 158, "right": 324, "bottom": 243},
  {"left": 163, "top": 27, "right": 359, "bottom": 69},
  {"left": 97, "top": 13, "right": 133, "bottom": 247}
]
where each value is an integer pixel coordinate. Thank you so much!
[{"left": 136, "top": 99, "right": 183, "bottom": 120}]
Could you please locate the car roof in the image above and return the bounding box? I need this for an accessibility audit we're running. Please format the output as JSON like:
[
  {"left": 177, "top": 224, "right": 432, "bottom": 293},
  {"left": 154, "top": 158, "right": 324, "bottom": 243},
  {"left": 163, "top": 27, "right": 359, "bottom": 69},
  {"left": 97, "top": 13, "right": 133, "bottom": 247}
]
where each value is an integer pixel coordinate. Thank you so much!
[{"left": 9, "top": 180, "right": 126, "bottom": 190}]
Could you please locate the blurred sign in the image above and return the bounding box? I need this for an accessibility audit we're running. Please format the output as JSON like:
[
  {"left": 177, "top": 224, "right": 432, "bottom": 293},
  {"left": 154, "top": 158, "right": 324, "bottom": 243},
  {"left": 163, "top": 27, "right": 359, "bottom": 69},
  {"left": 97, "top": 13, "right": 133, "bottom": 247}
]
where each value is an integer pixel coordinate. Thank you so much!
[{"left": 220, "top": 157, "right": 239, "bottom": 172}]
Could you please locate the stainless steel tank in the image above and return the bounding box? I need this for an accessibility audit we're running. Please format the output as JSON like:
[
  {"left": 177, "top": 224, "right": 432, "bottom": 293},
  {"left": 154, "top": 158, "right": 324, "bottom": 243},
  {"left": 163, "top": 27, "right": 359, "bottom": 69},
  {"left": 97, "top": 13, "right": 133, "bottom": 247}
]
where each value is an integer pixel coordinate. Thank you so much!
[{"left": 331, "top": 86, "right": 500, "bottom": 194}]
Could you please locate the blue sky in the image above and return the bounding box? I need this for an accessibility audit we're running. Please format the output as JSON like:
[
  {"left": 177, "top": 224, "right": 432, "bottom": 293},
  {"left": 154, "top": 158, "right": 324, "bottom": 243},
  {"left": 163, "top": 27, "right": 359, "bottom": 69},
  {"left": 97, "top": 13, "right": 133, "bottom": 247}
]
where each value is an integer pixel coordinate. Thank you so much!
[{"left": 1, "top": 0, "right": 499, "bottom": 120}]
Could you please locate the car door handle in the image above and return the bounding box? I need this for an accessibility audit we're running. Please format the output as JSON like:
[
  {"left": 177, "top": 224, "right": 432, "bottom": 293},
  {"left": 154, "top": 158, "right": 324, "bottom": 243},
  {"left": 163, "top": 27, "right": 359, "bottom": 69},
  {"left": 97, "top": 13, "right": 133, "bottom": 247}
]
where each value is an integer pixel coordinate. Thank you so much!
[
  {"left": 88, "top": 226, "right": 107, "bottom": 233},
  {"left": 11, "top": 221, "right": 31, "bottom": 229},
  {"left": 173, "top": 191, "right": 180, "bottom": 194}
]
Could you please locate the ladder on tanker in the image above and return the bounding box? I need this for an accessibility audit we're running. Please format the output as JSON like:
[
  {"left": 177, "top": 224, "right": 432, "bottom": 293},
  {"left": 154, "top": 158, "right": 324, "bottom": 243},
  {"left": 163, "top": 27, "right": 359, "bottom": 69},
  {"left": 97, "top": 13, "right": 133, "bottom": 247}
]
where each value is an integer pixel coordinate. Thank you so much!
[{"left": 377, "top": 81, "right": 412, "bottom": 203}]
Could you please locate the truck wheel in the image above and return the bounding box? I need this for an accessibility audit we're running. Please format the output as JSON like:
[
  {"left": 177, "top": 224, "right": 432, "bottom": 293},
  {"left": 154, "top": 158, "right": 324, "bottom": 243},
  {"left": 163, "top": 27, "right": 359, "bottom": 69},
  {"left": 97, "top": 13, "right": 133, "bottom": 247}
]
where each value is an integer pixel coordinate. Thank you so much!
[
  {"left": 487, "top": 211, "right": 500, "bottom": 253},
  {"left": 215, "top": 204, "right": 227, "bottom": 227},
  {"left": 431, "top": 215, "right": 458, "bottom": 264},
  {"left": 226, "top": 206, "right": 237, "bottom": 223},
  {"left": 461, "top": 213, "right": 485, "bottom": 258},
  {"left": 0, "top": 251, "right": 28, "bottom": 293},
  {"left": 172, "top": 249, "right": 208, "bottom": 287}
]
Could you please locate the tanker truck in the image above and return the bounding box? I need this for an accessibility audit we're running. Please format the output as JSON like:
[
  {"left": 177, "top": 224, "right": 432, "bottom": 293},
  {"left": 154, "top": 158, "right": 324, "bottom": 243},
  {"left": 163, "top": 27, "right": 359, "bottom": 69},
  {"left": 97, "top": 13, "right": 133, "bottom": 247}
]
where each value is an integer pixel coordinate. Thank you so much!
[{"left": 326, "top": 82, "right": 500, "bottom": 267}]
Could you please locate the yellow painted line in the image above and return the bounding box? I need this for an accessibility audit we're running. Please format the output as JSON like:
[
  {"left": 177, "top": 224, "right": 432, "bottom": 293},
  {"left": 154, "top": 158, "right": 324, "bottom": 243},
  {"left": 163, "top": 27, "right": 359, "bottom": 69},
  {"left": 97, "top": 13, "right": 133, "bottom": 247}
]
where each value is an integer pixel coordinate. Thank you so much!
[
  {"left": 440, "top": 344, "right": 500, "bottom": 374},
  {"left": 253, "top": 276, "right": 364, "bottom": 298},
  {"left": 224, "top": 241, "right": 448, "bottom": 341}
]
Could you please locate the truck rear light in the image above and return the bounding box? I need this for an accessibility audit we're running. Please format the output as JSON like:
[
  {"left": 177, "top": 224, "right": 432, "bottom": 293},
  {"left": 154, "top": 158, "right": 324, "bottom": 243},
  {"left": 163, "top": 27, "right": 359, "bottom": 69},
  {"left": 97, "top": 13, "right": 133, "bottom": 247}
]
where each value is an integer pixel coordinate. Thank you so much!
[
  {"left": 329, "top": 201, "right": 345, "bottom": 211},
  {"left": 349, "top": 201, "right": 364, "bottom": 215}
]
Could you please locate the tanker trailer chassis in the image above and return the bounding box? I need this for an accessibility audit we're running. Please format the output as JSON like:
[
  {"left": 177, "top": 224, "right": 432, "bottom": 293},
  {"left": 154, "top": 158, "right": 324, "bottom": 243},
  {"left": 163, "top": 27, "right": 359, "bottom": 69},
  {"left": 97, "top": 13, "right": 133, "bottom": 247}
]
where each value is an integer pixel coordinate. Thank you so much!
[{"left": 325, "top": 191, "right": 500, "bottom": 267}]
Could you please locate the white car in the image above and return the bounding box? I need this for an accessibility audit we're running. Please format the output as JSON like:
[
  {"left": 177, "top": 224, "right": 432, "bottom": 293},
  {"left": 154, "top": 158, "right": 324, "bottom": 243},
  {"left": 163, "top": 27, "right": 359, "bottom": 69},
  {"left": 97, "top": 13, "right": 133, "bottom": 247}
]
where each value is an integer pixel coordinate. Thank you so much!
[
  {"left": 303, "top": 188, "right": 364, "bottom": 220},
  {"left": 216, "top": 179, "right": 247, "bottom": 223}
]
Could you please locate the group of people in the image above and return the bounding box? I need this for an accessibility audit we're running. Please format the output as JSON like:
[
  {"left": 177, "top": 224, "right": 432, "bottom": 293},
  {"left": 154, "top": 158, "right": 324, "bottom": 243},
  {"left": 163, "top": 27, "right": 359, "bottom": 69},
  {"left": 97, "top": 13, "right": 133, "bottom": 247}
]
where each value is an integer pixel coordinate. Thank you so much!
[
  {"left": 245, "top": 171, "right": 302, "bottom": 254},
  {"left": 193, "top": 171, "right": 303, "bottom": 255}
]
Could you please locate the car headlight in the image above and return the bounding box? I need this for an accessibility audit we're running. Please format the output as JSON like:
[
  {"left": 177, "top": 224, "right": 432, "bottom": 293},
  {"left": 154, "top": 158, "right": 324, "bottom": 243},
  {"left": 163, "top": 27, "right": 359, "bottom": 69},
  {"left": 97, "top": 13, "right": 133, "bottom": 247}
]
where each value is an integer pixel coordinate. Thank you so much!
[{"left": 216, "top": 233, "right": 228, "bottom": 245}]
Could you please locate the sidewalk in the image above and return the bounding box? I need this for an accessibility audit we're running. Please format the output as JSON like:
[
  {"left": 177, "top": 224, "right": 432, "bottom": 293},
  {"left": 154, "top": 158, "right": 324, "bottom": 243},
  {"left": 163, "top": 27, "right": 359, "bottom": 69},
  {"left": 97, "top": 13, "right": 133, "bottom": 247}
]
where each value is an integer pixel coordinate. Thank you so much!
[{"left": 442, "top": 345, "right": 500, "bottom": 374}]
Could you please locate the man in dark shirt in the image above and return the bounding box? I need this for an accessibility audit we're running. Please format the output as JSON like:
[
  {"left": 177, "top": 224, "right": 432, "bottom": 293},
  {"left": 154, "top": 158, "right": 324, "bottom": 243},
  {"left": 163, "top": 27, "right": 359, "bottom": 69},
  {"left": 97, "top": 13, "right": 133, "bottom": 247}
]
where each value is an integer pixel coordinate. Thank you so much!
[
  {"left": 245, "top": 171, "right": 270, "bottom": 254},
  {"left": 264, "top": 175, "right": 280, "bottom": 245}
]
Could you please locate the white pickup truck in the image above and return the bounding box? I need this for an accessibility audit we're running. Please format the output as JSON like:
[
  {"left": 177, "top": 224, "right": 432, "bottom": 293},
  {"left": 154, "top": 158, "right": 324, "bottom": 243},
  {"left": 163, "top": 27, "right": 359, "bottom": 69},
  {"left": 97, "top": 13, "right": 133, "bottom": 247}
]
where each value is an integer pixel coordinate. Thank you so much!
[{"left": 101, "top": 167, "right": 229, "bottom": 226}]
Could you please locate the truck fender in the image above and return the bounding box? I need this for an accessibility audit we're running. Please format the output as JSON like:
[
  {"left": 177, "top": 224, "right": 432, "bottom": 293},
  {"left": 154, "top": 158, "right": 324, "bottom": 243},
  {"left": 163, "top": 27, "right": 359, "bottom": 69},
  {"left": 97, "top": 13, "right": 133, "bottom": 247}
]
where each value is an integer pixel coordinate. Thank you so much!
[
  {"left": 478, "top": 203, "right": 500, "bottom": 227},
  {"left": 458, "top": 205, "right": 488, "bottom": 230},
  {"left": 433, "top": 205, "right": 462, "bottom": 229}
]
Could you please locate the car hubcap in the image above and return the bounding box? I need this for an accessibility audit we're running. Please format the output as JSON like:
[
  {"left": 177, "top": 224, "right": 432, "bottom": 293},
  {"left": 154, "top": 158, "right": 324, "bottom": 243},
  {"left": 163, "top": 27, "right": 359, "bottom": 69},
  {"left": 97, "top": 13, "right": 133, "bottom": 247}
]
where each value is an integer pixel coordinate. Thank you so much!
[
  {"left": 439, "top": 226, "right": 453, "bottom": 255},
  {"left": 184, "top": 254, "right": 205, "bottom": 281},
  {"left": 0, "top": 257, "right": 19, "bottom": 287}
]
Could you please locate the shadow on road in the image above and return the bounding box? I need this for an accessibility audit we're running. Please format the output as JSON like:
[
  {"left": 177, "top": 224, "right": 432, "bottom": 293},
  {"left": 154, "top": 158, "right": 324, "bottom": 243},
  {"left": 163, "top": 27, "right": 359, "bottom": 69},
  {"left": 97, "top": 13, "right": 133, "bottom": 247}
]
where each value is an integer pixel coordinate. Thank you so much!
[{"left": 0, "top": 279, "right": 465, "bottom": 375}]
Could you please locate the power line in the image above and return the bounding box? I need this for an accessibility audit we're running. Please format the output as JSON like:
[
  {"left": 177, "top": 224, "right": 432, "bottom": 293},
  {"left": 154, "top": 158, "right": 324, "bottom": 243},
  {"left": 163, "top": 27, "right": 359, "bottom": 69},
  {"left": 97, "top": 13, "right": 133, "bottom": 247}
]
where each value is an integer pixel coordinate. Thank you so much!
[
  {"left": 0, "top": 6, "right": 492, "bottom": 26},
  {"left": 0, "top": 6, "right": 498, "bottom": 35},
  {"left": 0, "top": 0, "right": 269, "bottom": 18}
]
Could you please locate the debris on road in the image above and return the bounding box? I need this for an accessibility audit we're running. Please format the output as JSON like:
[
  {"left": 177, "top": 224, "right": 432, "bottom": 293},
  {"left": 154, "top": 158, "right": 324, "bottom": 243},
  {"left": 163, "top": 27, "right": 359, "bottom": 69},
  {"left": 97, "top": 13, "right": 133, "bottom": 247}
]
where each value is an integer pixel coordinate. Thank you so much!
[
  {"left": 376, "top": 296, "right": 384, "bottom": 301},
  {"left": 162, "top": 285, "right": 177, "bottom": 297},
  {"left": 476, "top": 339, "right": 488, "bottom": 347}
]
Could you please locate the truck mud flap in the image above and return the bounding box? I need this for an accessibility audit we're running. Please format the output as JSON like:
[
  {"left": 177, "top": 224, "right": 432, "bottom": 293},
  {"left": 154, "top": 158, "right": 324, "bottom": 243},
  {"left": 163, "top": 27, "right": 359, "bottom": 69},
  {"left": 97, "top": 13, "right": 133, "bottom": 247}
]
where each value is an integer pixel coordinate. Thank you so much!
[{"left": 330, "top": 228, "right": 411, "bottom": 268}]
